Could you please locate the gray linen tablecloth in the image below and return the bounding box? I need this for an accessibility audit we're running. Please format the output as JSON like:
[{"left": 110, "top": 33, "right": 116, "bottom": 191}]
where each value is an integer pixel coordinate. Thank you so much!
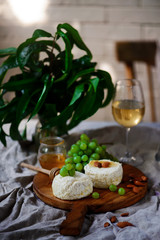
[{"left": 0, "top": 121, "right": 160, "bottom": 240}]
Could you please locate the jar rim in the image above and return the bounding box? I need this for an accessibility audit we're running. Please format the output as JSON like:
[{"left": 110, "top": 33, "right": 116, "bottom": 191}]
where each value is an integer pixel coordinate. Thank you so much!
[{"left": 40, "top": 136, "right": 65, "bottom": 146}]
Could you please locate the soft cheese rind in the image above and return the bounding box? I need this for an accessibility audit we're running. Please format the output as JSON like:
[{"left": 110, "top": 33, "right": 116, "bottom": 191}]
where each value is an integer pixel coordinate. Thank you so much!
[
  {"left": 52, "top": 171, "right": 93, "bottom": 200},
  {"left": 84, "top": 160, "right": 123, "bottom": 189}
]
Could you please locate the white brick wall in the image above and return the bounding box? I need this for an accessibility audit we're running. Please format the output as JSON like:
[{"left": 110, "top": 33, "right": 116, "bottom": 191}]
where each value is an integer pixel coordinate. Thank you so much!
[
  {"left": 108, "top": 8, "right": 160, "bottom": 24},
  {"left": 82, "top": 24, "right": 141, "bottom": 40},
  {"left": 0, "top": 0, "right": 160, "bottom": 123},
  {"left": 141, "top": 0, "right": 160, "bottom": 6},
  {"left": 47, "top": 6, "right": 105, "bottom": 22}
]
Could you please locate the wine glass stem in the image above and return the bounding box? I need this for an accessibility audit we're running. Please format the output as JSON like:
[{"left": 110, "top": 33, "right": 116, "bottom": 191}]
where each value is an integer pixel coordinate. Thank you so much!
[{"left": 125, "top": 127, "right": 131, "bottom": 158}]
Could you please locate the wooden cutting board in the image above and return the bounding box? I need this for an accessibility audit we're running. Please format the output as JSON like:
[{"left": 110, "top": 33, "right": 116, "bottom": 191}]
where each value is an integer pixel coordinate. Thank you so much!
[{"left": 33, "top": 164, "right": 147, "bottom": 236}]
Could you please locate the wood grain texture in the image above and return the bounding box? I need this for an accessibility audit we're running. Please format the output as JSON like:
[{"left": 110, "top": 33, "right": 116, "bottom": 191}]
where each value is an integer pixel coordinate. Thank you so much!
[{"left": 33, "top": 164, "right": 148, "bottom": 236}]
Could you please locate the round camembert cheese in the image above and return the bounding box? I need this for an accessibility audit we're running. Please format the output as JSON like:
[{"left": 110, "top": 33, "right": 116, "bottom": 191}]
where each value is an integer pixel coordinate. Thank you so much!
[
  {"left": 84, "top": 160, "right": 123, "bottom": 189},
  {"left": 52, "top": 171, "right": 93, "bottom": 200}
]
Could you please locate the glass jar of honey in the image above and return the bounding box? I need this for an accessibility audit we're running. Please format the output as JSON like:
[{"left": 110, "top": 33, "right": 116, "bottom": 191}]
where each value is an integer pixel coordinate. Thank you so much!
[{"left": 38, "top": 137, "right": 66, "bottom": 170}]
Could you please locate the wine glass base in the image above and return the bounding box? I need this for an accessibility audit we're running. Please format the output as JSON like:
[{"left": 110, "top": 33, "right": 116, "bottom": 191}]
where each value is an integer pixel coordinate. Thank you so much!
[{"left": 119, "top": 154, "right": 143, "bottom": 167}]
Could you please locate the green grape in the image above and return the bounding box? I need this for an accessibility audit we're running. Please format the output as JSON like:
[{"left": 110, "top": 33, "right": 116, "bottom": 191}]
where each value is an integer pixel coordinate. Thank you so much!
[
  {"left": 81, "top": 154, "right": 88, "bottom": 162},
  {"left": 91, "top": 153, "right": 100, "bottom": 160},
  {"left": 72, "top": 163, "right": 76, "bottom": 169},
  {"left": 80, "top": 133, "right": 90, "bottom": 142},
  {"left": 102, "top": 145, "right": 107, "bottom": 151},
  {"left": 76, "top": 140, "right": 81, "bottom": 145},
  {"left": 88, "top": 141, "right": 97, "bottom": 150},
  {"left": 92, "top": 192, "right": 100, "bottom": 199},
  {"left": 71, "top": 144, "right": 80, "bottom": 153},
  {"left": 80, "top": 142, "right": 87, "bottom": 150},
  {"left": 81, "top": 139, "right": 89, "bottom": 145},
  {"left": 73, "top": 155, "right": 81, "bottom": 163},
  {"left": 82, "top": 162, "right": 88, "bottom": 167},
  {"left": 91, "top": 139, "right": 98, "bottom": 144},
  {"left": 100, "top": 150, "right": 106, "bottom": 159},
  {"left": 78, "top": 150, "right": 84, "bottom": 156},
  {"left": 84, "top": 148, "right": 92, "bottom": 156},
  {"left": 109, "top": 184, "right": 117, "bottom": 192},
  {"left": 65, "top": 163, "right": 73, "bottom": 171},
  {"left": 73, "top": 153, "right": 78, "bottom": 157},
  {"left": 75, "top": 163, "right": 83, "bottom": 171},
  {"left": 95, "top": 146, "right": 103, "bottom": 155},
  {"left": 69, "top": 168, "right": 75, "bottom": 176},
  {"left": 60, "top": 166, "right": 69, "bottom": 177},
  {"left": 67, "top": 150, "right": 73, "bottom": 157},
  {"left": 118, "top": 187, "right": 126, "bottom": 196},
  {"left": 65, "top": 157, "right": 73, "bottom": 164}
]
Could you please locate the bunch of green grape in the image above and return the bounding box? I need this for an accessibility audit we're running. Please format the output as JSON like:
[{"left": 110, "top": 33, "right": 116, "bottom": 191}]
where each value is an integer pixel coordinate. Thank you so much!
[{"left": 59, "top": 133, "right": 118, "bottom": 177}]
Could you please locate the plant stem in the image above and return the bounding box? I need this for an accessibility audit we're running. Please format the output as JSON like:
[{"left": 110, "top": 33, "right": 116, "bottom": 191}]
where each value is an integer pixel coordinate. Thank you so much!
[
  {"left": 50, "top": 34, "right": 57, "bottom": 74},
  {"left": 51, "top": 34, "right": 57, "bottom": 54}
]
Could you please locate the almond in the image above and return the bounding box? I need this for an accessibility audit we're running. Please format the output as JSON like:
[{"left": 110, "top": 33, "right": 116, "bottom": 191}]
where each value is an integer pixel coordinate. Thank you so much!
[
  {"left": 121, "top": 212, "right": 129, "bottom": 217},
  {"left": 126, "top": 184, "right": 135, "bottom": 188},
  {"left": 110, "top": 216, "right": 117, "bottom": 223},
  {"left": 117, "top": 221, "right": 134, "bottom": 228},
  {"left": 101, "top": 162, "right": 110, "bottom": 168},
  {"left": 104, "top": 222, "right": 110, "bottom": 227},
  {"left": 133, "top": 186, "right": 141, "bottom": 193},
  {"left": 141, "top": 175, "right": 147, "bottom": 182},
  {"left": 134, "top": 180, "right": 145, "bottom": 186},
  {"left": 129, "top": 173, "right": 144, "bottom": 182},
  {"left": 94, "top": 161, "right": 102, "bottom": 168}
]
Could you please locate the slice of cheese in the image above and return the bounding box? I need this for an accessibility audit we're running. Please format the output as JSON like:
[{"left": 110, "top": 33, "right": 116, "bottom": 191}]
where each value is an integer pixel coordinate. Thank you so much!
[
  {"left": 52, "top": 171, "right": 93, "bottom": 200},
  {"left": 84, "top": 160, "right": 123, "bottom": 189}
]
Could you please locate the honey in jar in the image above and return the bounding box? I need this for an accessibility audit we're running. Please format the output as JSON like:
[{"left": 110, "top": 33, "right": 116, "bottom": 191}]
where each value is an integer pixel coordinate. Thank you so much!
[{"left": 38, "top": 137, "right": 66, "bottom": 170}]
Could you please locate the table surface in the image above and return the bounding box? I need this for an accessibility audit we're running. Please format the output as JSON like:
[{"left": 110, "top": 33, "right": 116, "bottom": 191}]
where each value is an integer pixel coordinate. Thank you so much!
[{"left": 0, "top": 120, "right": 160, "bottom": 240}]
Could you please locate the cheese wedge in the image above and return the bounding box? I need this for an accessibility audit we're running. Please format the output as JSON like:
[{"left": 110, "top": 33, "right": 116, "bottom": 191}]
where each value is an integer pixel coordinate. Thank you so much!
[
  {"left": 52, "top": 171, "right": 93, "bottom": 200},
  {"left": 84, "top": 160, "right": 123, "bottom": 189}
]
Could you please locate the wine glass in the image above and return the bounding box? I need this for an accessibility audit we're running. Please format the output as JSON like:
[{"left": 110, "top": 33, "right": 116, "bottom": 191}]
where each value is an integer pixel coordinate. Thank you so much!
[{"left": 112, "top": 79, "right": 145, "bottom": 164}]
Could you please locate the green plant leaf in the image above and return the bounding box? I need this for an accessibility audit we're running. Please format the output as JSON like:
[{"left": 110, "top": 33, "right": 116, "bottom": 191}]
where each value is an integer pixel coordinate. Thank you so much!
[
  {"left": 0, "top": 47, "right": 17, "bottom": 58},
  {"left": 89, "top": 77, "right": 99, "bottom": 92},
  {"left": 73, "top": 55, "right": 96, "bottom": 69},
  {"left": 17, "top": 39, "right": 61, "bottom": 71},
  {"left": 1, "top": 75, "right": 38, "bottom": 91},
  {"left": 86, "top": 84, "right": 104, "bottom": 116},
  {"left": 42, "top": 104, "right": 75, "bottom": 134},
  {"left": 0, "top": 55, "right": 18, "bottom": 84},
  {"left": 0, "top": 25, "right": 114, "bottom": 146},
  {"left": 21, "top": 124, "right": 27, "bottom": 140},
  {"left": 0, "top": 96, "right": 18, "bottom": 112},
  {"left": 37, "top": 40, "right": 61, "bottom": 52},
  {"left": 1, "top": 100, "right": 20, "bottom": 125},
  {"left": 96, "top": 70, "right": 114, "bottom": 106},
  {"left": 32, "top": 29, "right": 53, "bottom": 39},
  {"left": 9, "top": 120, "right": 23, "bottom": 141},
  {"left": 54, "top": 72, "right": 68, "bottom": 83},
  {"left": 39, "top": 103, "right": 57, "bottom": 123},
  {"left": 56, "top": 29, "right": 72, "bottom": 75},
  {"left": 57, "top": 23, "right": 92, "bottom": 59},
  {"left": 68, "top": 85, "right": 97, "bottom": 130},
  {"left": 69, "top": 83, "right": 84, "bottom": 106},
  {"left": 0, "top": 126, "right": 7, "bottom": 146},
  {"left": 15, "top": 88, "right": 40, "bottom": 125},
  {"left": 17, "top": 41, "right": 47, "bottom": 69},
  {"left": 67, "top": 67, "right": 95, "bottom": 88},
  {"left": 28, "top": 74, "right": 54, "bottom": 120}
]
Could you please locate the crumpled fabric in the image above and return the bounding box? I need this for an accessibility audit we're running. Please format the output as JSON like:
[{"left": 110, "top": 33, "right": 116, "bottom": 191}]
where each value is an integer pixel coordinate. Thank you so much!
[{"left": 0, "top": 122, "right": 160, "bottom": 240}]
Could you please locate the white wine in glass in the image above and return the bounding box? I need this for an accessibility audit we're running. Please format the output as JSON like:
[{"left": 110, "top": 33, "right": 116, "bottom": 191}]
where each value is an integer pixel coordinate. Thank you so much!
[{"left": 112, "top": 79, "right": 145, "bottom": 163}]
